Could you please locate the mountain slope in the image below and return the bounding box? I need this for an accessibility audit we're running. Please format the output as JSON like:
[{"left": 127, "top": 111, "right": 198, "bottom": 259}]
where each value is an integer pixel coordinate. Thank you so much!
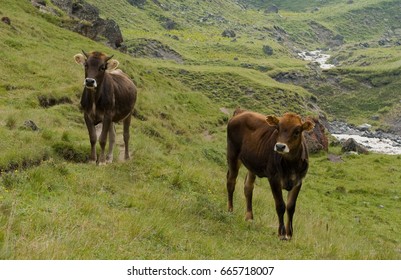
[{"left": 84, "top": 0, "right": 401, "bottom": 128}]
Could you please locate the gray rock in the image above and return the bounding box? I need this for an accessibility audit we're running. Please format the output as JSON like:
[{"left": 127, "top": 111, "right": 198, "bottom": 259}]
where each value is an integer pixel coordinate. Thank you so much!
[
  {"left": 357, "top": 123, "right": 371, "bottom": 131},
  {"left": 50, "top": 0, "right": 124, "bottom": 49},
  {"left": 24, "top": 120, "right": 40, "bottom": 131},
  {"left": 341, "top": 138, "right": 369, "bottom": 154},
  {"left": 262, "top": 45, "right": 273, "bottom": 56},
  {"left": 222, "top": 29, "right": 236, "bottom": 38}
]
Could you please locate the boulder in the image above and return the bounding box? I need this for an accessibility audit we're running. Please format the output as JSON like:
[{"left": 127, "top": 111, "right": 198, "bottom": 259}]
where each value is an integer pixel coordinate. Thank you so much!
[
  {"left": 305, "top": 117, "right": 329, "bottom": 153},
  {"left": 262, "top": 45, "right": 273, "bottom": 55},
  {"left": 222, "top": 29, "right": 236, "bottom": 38},
  {"left": 50, "top": 0, "right": 124, "bottom": 49},
  {"left": 341, "top": 138, "right": 369, "bottom": 154},
  {"left": 24, "top": 120, "right": 40, "bottom": 131},
  {"left": 357, "top": 123, "right": 371, "bottom": 131}
]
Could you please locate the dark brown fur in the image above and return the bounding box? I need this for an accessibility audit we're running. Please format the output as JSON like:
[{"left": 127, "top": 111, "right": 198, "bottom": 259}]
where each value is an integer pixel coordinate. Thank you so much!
[
  {"left": 75, "top": 51, "right": 137, "bottom": 164},
  {"left": 226, "top": 110, "right": 314, "bottom": 240}
]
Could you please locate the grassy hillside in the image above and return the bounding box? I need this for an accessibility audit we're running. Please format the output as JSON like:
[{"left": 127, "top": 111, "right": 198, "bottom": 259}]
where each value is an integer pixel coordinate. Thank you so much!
[
  {"left": 85, "top": 0, "right": 401, "bottom": 127},
  {"left": 0, "top": 0, "right": 400, "bottom": 260}
]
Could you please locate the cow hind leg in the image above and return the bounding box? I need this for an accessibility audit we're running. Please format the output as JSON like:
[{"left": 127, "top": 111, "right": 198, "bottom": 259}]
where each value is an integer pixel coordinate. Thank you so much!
[
  {"left": 244, "top": 171, "right": 256, "bottom": 221},
  {"left": 106, "top": 123, "right": 116, "bottom": 163},
  {"left": 123, "top": 115, "right": 132, "bottom": 160},
  {"left": 226, "top": 156, "right": 240, "bottom": 213}
]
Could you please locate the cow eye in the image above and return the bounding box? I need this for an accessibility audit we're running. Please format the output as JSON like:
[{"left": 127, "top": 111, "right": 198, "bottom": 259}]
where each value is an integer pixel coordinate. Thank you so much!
[
  {"left": 99, "top": 64, "right": 107, "bottom": 71},
  {"left": 293, "top": 129, "right": 301, "bottom": 138}
]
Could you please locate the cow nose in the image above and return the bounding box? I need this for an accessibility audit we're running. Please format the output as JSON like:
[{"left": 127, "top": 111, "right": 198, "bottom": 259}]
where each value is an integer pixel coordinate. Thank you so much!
[
  {"left": 85, "top": 78, "right": 97, "bottom": 88},
  {"left": 275, "top": 143, "right": 288, "bottom": 153}
]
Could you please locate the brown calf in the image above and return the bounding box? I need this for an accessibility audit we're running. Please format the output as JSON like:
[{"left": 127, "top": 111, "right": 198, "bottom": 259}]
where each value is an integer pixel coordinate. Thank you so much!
[
  {"left": 74, "top": 51, "right": 137, "bottom": 165},
  {"left": 226, "top": 109, "right": 314, "bottom": 240}
]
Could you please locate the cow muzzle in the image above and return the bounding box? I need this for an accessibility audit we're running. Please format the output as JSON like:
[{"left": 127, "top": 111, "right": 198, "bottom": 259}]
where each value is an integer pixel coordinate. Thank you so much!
[
  {"left": 84, "top": 78, "right": 97, "bottom": 89},
  {"left": 274, "top": 143, "right": 290, "bottom": 154}
]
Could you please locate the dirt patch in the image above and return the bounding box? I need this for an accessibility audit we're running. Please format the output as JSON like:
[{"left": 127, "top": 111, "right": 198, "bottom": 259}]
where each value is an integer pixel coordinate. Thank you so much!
[
  {"left": 309, "top": 21, "right": 344, "bottom": 48},
  {"left": 126, "top": 38, "right": 183, "bottom": 64},
  {"left": 52, "top": 142, "right": 89, "bottom": 163},
  {"left": 0, "top": 154, "right": 50, "bottom": 175},
  {"left": 38, "top": 95, "right": 72, "bottom": 108},
  {"left": 219, "top": 107, "right": 231, "bottom": 115}
]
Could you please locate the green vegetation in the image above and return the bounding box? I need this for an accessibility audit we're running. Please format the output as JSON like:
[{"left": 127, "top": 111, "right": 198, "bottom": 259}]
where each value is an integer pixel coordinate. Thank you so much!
[{"left": 0, "top": 0, "right": 400, "bottom": 259}]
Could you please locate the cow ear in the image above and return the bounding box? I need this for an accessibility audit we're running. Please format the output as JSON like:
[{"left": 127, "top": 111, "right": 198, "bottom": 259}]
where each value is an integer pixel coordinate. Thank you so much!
[
  {"left": 266, "top": 115, "right": 280, "bottom": 127},
  {"left": 106, "top": 59, "right": 119, "bottom": 71},
  {"left": 74, "top": 54, "right": 86, "bottom": 65},
  {"left": 302, "top": 120, "right": 315, "bottom": 132}
]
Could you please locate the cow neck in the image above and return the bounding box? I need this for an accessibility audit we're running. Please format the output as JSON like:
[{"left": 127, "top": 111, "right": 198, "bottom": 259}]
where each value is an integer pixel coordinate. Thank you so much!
[
  {"left": 257, "top": 125, "right": 277, "bottom": 155},
  {"left": 87, "top": 73, "right": 109, "bottom": 104},
  {"left": 276, "top": 141, "right": 307, "bottom": 172}
]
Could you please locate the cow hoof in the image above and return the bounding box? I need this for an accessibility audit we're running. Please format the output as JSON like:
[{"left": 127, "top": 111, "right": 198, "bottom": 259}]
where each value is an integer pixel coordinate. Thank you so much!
[
  {"left": 89, "top": 160, "right": 97, "bottom": 165},
  {"left": 98, "top": 161, "right": 107, "bottom": 166},
  {"left": 245, "top": 212, "right": 253, "bottom": 221},
  {"left": 279, "top": 235, "right": 291, "bottom": 241}
]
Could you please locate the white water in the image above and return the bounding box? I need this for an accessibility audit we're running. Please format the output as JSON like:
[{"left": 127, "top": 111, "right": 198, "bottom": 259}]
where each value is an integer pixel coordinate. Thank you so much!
[
  {"left": 298, "top": 50, "right": 335, "bottom": 69},
  {"left": 332, "top": 134, "right": 401, "bottom": 155}
]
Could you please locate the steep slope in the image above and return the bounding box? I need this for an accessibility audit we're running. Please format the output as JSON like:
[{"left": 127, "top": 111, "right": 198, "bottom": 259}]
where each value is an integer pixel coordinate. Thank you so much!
[{"left": 85, "top": 0, "right": 401, "bottom": 130}]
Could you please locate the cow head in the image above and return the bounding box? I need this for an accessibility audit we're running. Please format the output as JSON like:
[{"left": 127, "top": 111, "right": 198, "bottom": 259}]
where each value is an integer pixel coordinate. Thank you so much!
[
  {"left": 266, "top": 113, "right": 314, "bottom": 155},
  {"left": 74, "top": 51, "right": 119, "bottom": 89}
]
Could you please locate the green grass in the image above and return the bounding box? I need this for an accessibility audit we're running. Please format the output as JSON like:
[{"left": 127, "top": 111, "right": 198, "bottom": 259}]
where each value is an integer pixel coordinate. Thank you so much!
[
  {"left": 1, "top": 149, "right": 400, "bottom": 259},
  {"left": 1, "top": 0, "right": 401, "bottom": 260}
]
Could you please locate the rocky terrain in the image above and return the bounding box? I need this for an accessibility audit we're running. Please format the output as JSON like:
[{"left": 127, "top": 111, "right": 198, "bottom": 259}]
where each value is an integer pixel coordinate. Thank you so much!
[
  {"left": 329, "top": 121, "right": 401, "bottom": 154},
  {"left": 32, "top": 0, "right": 124, "bottom": 49}
]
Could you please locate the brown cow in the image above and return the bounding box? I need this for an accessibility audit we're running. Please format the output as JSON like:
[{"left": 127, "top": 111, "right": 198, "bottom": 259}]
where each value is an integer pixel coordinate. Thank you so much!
[
  {"left": 226, "top": 109, "right": 314, "bottom": 240},
  {"left": 74, "top": 51, "right": 137, "bottom": 165}
]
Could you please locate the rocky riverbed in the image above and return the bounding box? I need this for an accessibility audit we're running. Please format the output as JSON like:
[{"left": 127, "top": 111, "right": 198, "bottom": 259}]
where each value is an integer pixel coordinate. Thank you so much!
[
  {"left": 328, "top": 121, "right": 401, "bottom": 155},
  {"left": 298, "top": 50, "right": 335, "bottom": 69}
]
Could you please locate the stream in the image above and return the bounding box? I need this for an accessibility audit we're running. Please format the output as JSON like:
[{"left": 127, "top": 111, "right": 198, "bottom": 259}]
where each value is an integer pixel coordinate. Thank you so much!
[
  {"left": 329, "top": 121, "right": 401, "bottom": 155},
  {"left": 298, "top": 51, "right": 401, "bottom": 155},
  {"left": 298, "top": 50, "right": 335, "bottom": 69}
]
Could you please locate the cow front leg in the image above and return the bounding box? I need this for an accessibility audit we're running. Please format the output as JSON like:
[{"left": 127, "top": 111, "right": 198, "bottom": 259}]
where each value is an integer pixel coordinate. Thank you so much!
[
  {"left": 98, "top": 117, "right": 112, "bottom": 165},
  {"left": 285, "top": 183, "right": 302, "bottom": 240},
  {"left": 106, "top": 123, "right": 116, "bottom": 163},
  {"left": 269, "top": 179, "right": 286, "bottom": 240},
  {"left": 84, "top": 114, "right": 97, "bottom": 164},
  {"left": 123, "top": 115, "right": 132, "bottom": 160},
  {"left": 244, "top": 171, "right": 256, "bottom": 221}
]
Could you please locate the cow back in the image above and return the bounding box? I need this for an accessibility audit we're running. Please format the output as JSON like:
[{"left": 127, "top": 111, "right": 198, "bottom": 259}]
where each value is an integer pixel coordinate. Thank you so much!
[{"left": 227, "top": 111, "right": 278, "bottom": 177}]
